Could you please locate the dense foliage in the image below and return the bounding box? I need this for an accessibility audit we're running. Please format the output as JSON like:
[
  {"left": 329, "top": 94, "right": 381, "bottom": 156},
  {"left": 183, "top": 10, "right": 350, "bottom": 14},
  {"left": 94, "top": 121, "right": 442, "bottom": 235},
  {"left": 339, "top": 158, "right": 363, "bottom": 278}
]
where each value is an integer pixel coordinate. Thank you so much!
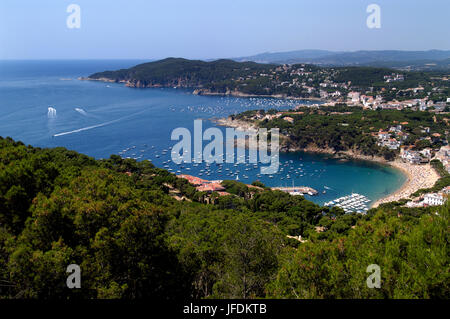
[
  {"left": 235, "top": 106, "right": 448, "bottom": 160},
  {"left": 268, "top": 205, "right": 449, "bottom": 298},
  {"left": 88, "top": 58, "right": 274, "bottom": 89},
  {"left": 0, "top": 137, "right": 448, "bottom": 299}
]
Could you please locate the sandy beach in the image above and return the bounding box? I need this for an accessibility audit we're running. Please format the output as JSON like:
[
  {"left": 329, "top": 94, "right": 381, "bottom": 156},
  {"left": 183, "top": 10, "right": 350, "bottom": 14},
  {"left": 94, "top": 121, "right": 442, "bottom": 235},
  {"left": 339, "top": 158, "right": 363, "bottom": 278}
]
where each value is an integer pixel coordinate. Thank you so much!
[{"left": 371, "top": 159, "right": 440, "bottom": 208}]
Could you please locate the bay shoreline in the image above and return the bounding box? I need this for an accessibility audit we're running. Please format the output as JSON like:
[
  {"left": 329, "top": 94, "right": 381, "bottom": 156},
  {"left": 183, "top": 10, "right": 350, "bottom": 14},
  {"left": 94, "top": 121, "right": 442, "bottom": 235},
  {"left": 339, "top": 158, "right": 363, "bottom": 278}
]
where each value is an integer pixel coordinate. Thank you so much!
[
  {"left": 76, "top": 79, "right": 442, "bottom": 208},
  {"left": 214, "top": 117, "right": 440, "bottom": 208}
]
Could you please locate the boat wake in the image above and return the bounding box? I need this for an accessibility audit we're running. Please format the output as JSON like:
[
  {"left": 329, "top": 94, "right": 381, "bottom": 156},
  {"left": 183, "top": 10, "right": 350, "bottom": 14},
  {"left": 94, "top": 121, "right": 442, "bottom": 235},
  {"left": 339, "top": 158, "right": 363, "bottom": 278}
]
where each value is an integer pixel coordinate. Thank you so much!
[
  {"left": 52, "top": 110, "right": 145, "bottom": 137},
  {"left": 47, "top": 107, "right": 57, "bottom": 119},
  {"left": 75, "top": 108, "right": 88, "bottom": 116}
]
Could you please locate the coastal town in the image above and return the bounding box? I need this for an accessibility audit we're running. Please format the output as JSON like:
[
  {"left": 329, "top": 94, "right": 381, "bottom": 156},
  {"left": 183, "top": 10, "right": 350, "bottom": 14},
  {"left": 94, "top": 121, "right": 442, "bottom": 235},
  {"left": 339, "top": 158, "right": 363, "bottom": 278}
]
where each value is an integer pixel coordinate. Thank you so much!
[
  {"left": 194, "top": 63, "right": 450, "bottom": 112},
  {"left": 172, "top": 109, "right": 450, "bottom": 210},
  {"left": 216, "top": 97, "right": 449, "bottom": 210},
  {"left": 225, "top": 111, "right": 450, "bottom": 207}
]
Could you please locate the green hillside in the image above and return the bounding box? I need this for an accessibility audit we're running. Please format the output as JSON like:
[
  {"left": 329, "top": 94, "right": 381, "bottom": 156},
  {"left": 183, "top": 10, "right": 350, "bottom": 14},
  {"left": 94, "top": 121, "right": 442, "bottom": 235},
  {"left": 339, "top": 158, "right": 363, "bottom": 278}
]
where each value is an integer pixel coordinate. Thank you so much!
[
  {"left": 0, "top": 137, "right": 447, "bottom": 299},
  {"left": 88, "top": 58, "right": 274, "bottom": 88}
]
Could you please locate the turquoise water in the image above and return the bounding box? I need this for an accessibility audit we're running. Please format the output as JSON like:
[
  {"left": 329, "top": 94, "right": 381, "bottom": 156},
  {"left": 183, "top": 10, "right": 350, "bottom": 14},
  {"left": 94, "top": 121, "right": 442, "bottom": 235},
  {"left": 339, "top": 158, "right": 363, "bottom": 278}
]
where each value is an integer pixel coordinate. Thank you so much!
[{"left": 0, "top": 60, "right": 406, "bottom": 205}]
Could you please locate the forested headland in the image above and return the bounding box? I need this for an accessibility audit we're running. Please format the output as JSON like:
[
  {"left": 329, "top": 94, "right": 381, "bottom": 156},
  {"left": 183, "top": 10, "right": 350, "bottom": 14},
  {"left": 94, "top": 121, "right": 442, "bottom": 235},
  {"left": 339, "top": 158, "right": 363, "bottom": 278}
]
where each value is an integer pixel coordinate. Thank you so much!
[
  {"left": 85, "top": 58, "right": 448, "bottom": 101},
  {"left": 232, "top": 106, "right": 449, "bottom": 161}
]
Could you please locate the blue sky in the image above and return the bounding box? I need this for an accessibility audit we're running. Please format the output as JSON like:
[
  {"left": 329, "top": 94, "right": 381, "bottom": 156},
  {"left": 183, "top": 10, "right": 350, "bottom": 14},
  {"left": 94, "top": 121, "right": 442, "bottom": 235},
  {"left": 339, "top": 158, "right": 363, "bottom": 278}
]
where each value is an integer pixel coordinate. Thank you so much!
[{"left": 1, "top": 0, "right": 449, "bottom": 60}]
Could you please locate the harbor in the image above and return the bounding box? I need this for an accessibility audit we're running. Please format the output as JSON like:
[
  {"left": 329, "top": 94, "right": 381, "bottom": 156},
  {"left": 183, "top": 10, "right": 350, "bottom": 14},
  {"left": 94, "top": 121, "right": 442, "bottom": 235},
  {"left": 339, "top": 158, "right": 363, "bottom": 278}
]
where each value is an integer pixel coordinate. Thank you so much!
[
  {"left": 113, "top": 139, "right": 403, "bottom": 207},
  {"left": 324, "top": 193, "right": 371, "bottom": 214}
]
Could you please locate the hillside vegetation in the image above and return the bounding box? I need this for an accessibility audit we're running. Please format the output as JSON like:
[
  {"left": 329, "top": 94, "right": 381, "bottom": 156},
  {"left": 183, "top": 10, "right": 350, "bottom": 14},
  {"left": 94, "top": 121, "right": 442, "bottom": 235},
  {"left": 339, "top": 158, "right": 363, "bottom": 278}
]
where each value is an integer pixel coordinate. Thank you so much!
[
  {"left": 234, "top": 106, "right": 449, "bottom": 160},
  {"left": 88, "top": 58, "right": 274, "bottom": 88},
  {"left": 0, "top": 137, "right": 448, "bottom": 299}
]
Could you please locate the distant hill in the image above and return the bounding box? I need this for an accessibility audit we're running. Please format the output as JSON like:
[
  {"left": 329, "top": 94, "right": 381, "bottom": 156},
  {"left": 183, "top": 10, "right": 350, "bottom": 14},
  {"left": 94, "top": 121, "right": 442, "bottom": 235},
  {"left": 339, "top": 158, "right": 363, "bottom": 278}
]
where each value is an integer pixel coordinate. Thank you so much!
[
  {"left": 87, "top": 58, "right": 274, "bottom": 88},
  {"left": 234, "top": 50, "right": 450, "bottom": 69},
  {"left": 233, "top": 50, "right": 340, "bottom": 64},
  {"left": 366, "top": 58, "right": 450, "bottom": 71}
]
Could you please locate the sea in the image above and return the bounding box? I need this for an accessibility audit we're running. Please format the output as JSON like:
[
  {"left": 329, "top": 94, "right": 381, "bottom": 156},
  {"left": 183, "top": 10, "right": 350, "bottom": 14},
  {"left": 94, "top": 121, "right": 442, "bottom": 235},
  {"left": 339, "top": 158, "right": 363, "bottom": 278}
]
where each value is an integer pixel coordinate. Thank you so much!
[{"left": 0, "top": 60, "right": 406, "bottom": 206}]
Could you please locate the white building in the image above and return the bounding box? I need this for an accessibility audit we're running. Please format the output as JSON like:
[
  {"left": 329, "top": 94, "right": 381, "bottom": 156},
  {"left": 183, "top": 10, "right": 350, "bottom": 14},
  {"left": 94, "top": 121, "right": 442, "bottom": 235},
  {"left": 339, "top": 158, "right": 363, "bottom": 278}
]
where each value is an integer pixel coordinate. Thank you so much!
[
  {"left": 347, "top": 91, "right": 360, "bottom": 103},
  {"left": 423, "top": 193, "right": 445, "bottom": 206}
]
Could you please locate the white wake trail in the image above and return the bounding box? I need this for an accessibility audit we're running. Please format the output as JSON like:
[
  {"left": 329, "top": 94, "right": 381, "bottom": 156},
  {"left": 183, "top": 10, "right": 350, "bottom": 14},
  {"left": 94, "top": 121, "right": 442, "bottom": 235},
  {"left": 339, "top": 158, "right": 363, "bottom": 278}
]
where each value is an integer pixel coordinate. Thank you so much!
[
  {"left": 52, "top": 110, "right": 145, "bottom": 137},
  {"left": 75, "top": 108, "right": 88, "bottom": 116}
]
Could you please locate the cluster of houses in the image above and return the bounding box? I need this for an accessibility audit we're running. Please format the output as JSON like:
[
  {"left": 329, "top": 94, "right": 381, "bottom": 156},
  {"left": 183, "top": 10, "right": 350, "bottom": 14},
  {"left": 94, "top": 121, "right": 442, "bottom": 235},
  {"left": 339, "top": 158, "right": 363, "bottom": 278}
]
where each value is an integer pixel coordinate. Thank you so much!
[
  {"left": 435, "top": 145, "right": 450, "bottom": 174},
  {"left": 251, "top": 110, "right": 306, "bottom": 124},
  {"left": 227, "top": 61, "right": 449, "bottom": 109},
  {"left": 384, "top": 73, "right": 405, "bottom": 83},
  {"left": 374, "top": 125, "right": 409, "bottom": 150},
  {"left": 400, "top": 148, "right": 432, "bottom": 164},
  {"left": 176, "top": 174, "right": 263, "bottom": 203},
  {"left": 400, "top": 142, "right": 449, "bottom": 166},
  {"left": 406, "top": 186, "right": 449, "bottom": 208},
  {"left": 371, "top": 98, "right": 446, "bottom": 112},
  {"left": 344, "top": 88, "right": 447, "bottom": 112},
  {"left": 405, "top": 145, "right": 450, "bottom": 208},
  {"left": 177, "top": 174, "right": 229, "bottom": 196},
  {"left": 232, "top": 62, "right": 450, "bottom": 110},
  {"left": 374, "top": 121, "right": 447, "bottom": 166}
]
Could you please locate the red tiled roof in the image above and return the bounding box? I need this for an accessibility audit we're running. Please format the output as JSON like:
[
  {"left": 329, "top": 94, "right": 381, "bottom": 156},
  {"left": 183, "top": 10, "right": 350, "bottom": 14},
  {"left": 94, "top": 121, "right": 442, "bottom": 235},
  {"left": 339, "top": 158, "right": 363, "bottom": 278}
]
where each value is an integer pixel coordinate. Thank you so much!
[
  {"left": 246, "top": 184, "right": 263, "bottom": 190},
  {"left": 178, "top": 174, "right": 208, "bottom": 186},
  {"left": 197, "top": 183, "right": 226, "bottom": 192}
]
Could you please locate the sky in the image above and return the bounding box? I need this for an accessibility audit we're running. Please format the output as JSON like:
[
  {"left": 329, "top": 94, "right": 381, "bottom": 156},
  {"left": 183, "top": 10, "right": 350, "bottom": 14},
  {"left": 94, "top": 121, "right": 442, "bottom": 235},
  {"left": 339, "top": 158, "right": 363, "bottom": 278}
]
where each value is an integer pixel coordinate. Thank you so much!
[{"left": 1, "top": 0, "right": 449, "bottom": 60}]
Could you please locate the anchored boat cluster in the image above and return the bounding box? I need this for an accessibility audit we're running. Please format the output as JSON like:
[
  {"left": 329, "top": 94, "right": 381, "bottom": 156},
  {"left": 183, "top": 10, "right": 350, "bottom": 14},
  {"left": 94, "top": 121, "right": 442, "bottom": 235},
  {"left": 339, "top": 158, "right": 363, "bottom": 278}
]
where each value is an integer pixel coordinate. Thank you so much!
[{"left": 324, "top": 193, "right": 371, "bottom": 213}]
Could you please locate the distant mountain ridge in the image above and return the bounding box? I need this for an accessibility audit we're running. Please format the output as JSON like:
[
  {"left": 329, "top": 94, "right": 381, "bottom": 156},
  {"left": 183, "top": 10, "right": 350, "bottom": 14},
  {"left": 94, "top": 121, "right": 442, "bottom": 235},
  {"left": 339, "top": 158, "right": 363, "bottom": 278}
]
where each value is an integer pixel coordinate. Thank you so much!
[
  {"left": 234, "top": 49, "right": 450, "bottom": 70},
  {"left": 232, "top": 50, "right": 342, "bottom": 63}
]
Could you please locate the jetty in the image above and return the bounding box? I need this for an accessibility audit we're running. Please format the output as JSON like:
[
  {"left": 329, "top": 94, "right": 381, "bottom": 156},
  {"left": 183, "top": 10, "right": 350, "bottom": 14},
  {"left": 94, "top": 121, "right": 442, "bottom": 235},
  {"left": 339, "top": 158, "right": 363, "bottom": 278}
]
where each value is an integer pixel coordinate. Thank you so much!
[{"left": 272, "top": 186, "right": 318, "bottom": 196}]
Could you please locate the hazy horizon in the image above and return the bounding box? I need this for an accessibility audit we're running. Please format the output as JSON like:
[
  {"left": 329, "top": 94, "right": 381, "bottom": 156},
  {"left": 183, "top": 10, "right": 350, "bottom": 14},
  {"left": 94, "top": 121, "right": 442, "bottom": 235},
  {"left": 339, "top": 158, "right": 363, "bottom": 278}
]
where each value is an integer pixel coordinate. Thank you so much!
[{"left": 1, "top": 48, "right": 450, "bottom": 62}]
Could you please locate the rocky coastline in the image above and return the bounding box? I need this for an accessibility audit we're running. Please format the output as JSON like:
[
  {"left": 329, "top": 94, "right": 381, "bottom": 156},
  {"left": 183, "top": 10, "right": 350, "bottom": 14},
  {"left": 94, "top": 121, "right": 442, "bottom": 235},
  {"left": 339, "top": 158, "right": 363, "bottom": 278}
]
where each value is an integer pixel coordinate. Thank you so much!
[{"left": 79, "top": 77, "right": 323, "bottom": 101}]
